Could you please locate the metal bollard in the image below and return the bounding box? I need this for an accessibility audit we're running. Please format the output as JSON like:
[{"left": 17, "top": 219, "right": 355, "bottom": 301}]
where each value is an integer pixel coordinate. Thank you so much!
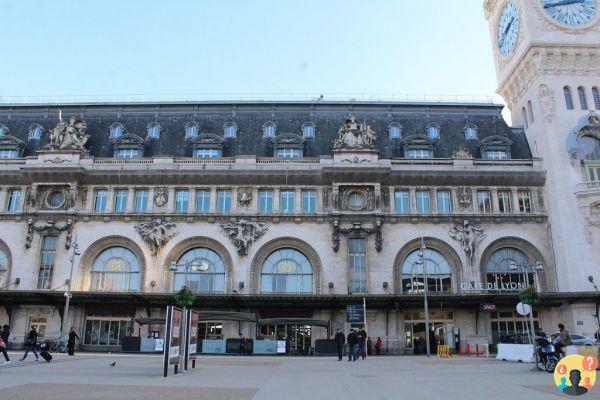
[
  {"left": 174, "top": 364, "right": 178, "bottom": 375},
  {"left": 192, "top": 359, "right": 196, "bottom": 369}
]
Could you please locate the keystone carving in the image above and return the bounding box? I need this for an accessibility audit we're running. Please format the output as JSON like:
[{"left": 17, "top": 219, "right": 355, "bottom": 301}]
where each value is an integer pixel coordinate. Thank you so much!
[
  {"left": 135, "top": 219, "right": 178, "bottom": 256},
  {"left": 221, "top": 219, "right": 268, "bottom": 256}
]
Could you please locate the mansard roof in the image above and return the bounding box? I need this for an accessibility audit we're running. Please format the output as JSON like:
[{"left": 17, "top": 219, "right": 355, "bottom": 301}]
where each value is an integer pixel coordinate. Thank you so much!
[{"left": 0, "top": 101, "right": 533, "bottom": 159}]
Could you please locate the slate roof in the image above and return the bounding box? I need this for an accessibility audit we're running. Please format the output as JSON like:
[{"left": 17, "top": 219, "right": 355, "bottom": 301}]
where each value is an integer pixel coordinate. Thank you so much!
[{"left": 0, "top": 101, "right": 532, "bottom": 159}]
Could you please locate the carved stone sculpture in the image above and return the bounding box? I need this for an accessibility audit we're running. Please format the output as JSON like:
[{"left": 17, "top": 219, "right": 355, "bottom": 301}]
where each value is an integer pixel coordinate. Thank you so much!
[
  {"left": 46, "top": 110, "right": 89, "bottom": 152},
  {"left": 25, "top": 218, "right": 74, "bottom": 249},
  {"left": 538, "top": 84, "right": 556, "bottom": 123},
  {"left": 330, "top": 216, "right": 384, "bottom": 252},
  {"left": 333, "top": 114, "right": 377, "bottom": 150},
  {"left": 135, "top": 219, "right": 178, "bottom": 255},
  {"left": 452, "top": 147, "right": 472, "bottom": 159},
  {"left": 221, "top": 219, "right": 268, "bottom": 256},
  {"left": 154, "top": 187, "right": 168, "bottom": 208},
  {"left": 237, "top": 188, "right": 252, "bottom": 209},
  {"left": 457, "top": 187, "right": 472, "bottom": 210},
  {"left": 448, "top": 220, "right": 486, "bottom": 265}
]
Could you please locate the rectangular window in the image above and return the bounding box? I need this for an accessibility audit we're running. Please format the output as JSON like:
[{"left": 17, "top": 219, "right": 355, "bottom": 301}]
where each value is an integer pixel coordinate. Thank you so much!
[
  {"left": 436, "top": 190, "right": 452, "bottom": 213},
  {"left": 195, "top": 190, "right": 210, "bottom": 212},
  {"left": 497, "top": 191, "right": 512, "bottom": 214},
  {"left": 175, "top": 190, "right": 189, "bottom": 213},
  {"left": 477, "top": 191, "right": 492, "bottom": 213},
  {"left": 93, "top": 190, "right": 107, "bottom": 212},
  {"left": 518, "top": 191, "right": 532, "bottom": 213},
  {"left": 0, "top": 149, "right": 19, "bottom": 158},
  {"left": 217, "top": 190, "right": 231, "bottom": 213},
  {"left": 259, "top": 190, "right": 273, "bottom": 213},
  {"left": 6, "top": 189, "right": 21, "bottom": 211},
  {"left": 195, "top": 149, "right": 222, "bottom": 158},
  {"left": 406, "top": 149, "right": 432, "bottom": 159},
  {"left": 395, "top": 191, "right": 410, "bottom": 214},
  {"left": 115, "top": 148, "right": 141, "bottom": 158},
  {"left": 134, "top": 190, "right": 148, "bottom": 213},
  {"left": 280, "top": 190, "right": 295, "bottom": 213},
  {"left": 37, "top": 235, "right": 58, "bottom": 289},
  {"left": 276, "top": 149, "right": 301, "bottom": 159},
  {"left": 302, "top": 190, "right": 317, "bottom": 213},
  {"left": 483, "top": 150, "right": 509, "bottom": 160},
  {"left": 348, "top": 238, "right": 367, "bottom": 294},
  {"left": 113, "top": 189, "right": 128, "bottom": 213},
  {"left": 416, "top": 191, "right": 430, "bottom": 214}
]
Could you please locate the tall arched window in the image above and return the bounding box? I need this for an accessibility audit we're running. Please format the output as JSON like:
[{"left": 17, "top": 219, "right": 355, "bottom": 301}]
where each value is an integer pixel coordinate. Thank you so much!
[
  {"left": 262, "top": 122, "right": 276, "bottom": 138},
  {"left": 91, "top": 247, "right": 140, "bottom": 292},
  {"left": 110, "top": 123, "right": 124, "bottom": 139},
  {"left": 593, "top": 87, "right": 600, "bottom": 110},
  {"left": 388, "top": 123, "right": 402, "bottom": 139},
  {"left": 172, "top": 248, "right": 225, "bottom": 293},
  {"left": 522, "top": 107, "right": 528, "bottom": 129},
  {"left": 302, "top": 122, "right": 315, "bottom": 138},
  {"left": 146, "top": 122, "right": 161, "bottom": 139},
  {"left": 28, "top": 124, "right": 43, "bottom": 140},
  {"left": 426, "top": 123, "right": 440, "bottom": 140},
  {"left": 185, "top": 122, "right": 199, "bottom": 138},
  {"left": 0, "top": 249, "right": 7, "bottom": 288},
  {"left": 464, "top": 123, "right": 478, "bottom": 140},
  {"left": 564, "top": 86, "right": 574, "bottom": 110},
  {"left": 485, "top": 248, "right": 533, "bottom": 290},
  {"left": 578, "top": 86, "right": 588, "bottom": 110},
  {"left": 260, "top": 248, "right": 313, "bottom": 294},
  {"left": 401, "top": 248, "right": 451, "bottom": 293},
  {"left": 527, "top": 101, "right": 535, "bottom": 124},
  {"left": 223, "top": 122, "right": 237, "bottom": 138},
  {"left": 580, "top": 137, "right": 600, "bottom": 161}
]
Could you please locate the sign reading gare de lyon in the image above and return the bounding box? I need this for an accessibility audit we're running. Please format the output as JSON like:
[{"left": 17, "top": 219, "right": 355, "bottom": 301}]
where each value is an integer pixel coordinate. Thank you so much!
[{"left": 460, "top": 281, "right": 528, "bottom": 292}]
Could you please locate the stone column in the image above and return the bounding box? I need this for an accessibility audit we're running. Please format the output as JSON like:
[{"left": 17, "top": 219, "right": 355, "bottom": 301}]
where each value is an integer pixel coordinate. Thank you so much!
[
  {"left": 450, "top": 188, "right": 459, "bottom": 213},
  {"left": 148, "top": 187, "right": 155, "bottom": 212},
  {"left": 388, "top": 187, "right": 396, "bottom": 213},
  {"left": 209, "top": 187, "right": 216, "bottom": 213},
  {"left": 190, "top": 188, "right": 197, "bottom": 213},
  {"left": 106, "top": 188, "right": 115, "bottom": 212},
  {"left": 511, "top": 188, "right": 520, "bottom": 214},
  {"left": 317, "top": 187, "right": 324, "bottom": 213},
  {"left": 409, "top": 187, "right": 417, "bottom": 215},
  {"left": 295, "top": 188, "right": 302, "bottom": 214},
  {"left": 126, "top": 188, "right": 135, "bottom": 212},
  {"left": 491, "top": 188, "right": 499, "bottom": 214},
  {"left": 471, "top": 188, "right": 478, "bottom": 213},
  {"left": 430, "top": 188, "right": 437, "bottom": 214},
  {"left": 274, "top": 188, "right": 281, "bottom": 212}
]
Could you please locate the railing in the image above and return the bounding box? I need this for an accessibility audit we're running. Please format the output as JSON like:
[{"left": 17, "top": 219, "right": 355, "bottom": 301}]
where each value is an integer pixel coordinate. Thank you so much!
[
  {"left": 92, "top": 159, "right": 153, "bottom": 165},
  {"left": 174, "top": 157, "right": 235, "bottom": 164},
  {"left": 257, "top": 157, "right": 320, "bottom": 164}
]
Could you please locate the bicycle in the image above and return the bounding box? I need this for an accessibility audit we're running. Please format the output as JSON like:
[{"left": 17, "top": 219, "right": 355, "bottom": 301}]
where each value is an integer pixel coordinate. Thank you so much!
[{"left": 47, "top": 338, "right": 68, "bottom": 354}]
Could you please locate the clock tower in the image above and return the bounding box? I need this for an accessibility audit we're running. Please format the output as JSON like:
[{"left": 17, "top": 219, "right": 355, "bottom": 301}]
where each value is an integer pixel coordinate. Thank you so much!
[{"left": 485, "top": 0, "right": 600, "bottom": 327}]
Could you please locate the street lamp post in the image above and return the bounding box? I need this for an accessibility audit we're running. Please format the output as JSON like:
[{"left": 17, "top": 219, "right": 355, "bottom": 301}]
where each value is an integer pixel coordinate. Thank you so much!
[
  {"left": 60, "top": 237, "right": 80, "bottom": 340},
  {"left": 417, "top": 238, "right": 431, "bottom": 358}
]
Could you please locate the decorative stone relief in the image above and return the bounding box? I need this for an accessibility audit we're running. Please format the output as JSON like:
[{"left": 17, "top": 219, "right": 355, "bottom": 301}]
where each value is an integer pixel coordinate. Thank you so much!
[
  {"left": 457, "top": 188, "right": 472, "bottom": 210},
  {"left": 452, "top": 147, "right": 472, "bottom": 159},
  {"left": 330, "top": 216, "right": 384, "bottom": 253},
  {"left": 339, "top": 186, "right": 376, "bottom": 212},
  {"left": 448, "top": 220, "right": 486, "bottom": 266},
  {"left": 333, "top": 114, "right": 376, "bottom": 150},
  {"left": 46, "top": 110, "right": 89, "bottom": 152},
  {"left": 24, "top": 184, "right": 79, "bottom": 211},
  {"left": 221, "top": 219, "right": 268, "bottom": 256},
  {"left": 25, "top": 218, "right": 74, "bottom": 249},
  {"left": 135, "top": 219, "right": 178, "bottom": 256},
  {"left": 584, "top": 201, "right": 600, "bottom": 244},
  {"left": 237, "top": 188, "right": 252, "bottom": 209},
  {"left": 154, "top": 187, "right": 168, "bottom": 208},
  {"left": 538, "top": 84, "right": 556, "bottom": 123}
]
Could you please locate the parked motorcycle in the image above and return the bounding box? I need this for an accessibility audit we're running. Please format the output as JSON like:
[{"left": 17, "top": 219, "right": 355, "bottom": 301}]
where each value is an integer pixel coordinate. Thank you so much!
[{"left": 536, "top": 335, "right": 559, "bottom": 373}]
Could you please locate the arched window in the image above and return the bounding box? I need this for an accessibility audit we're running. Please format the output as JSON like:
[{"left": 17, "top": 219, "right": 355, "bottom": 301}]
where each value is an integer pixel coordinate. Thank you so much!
[
  {"left": 28, "top": 124, "right": 43, "bottom": 140},
  {"left": 146, "top": 122, "right": 161, "bottom": 139},
  {"left": 485, "top": 248, "right": 533, "bottom": 290},
  {"left": 580, "top": 137, "right": 600, "bottom": 161},
  {"left": 464, "top": 123, "right": 478, "bottom": 140},
  {"left": 91, "top": 247, "right": 140, "bottom": 292},
  {"left": 401, "top": 248, "right": 451, "bottom": 293},
  {"left": 110, "top": 123, "right": 124, "bottom": 139},
  {"left": 578, "top": 86, "right": 588, "bottom": 110},
  {"left": 388, "top": 123, "right": 402, "bottom": 139},
  {"left": 223, "top": 122, "right": 237, "bottom": 138},
  {"left": 593, "top": 87, "right": 600, "bottom": 110},
  {"left": 172, "top": 248, "right": 226, "bottom": 293},
  {"left": 527, "top": 101, "right": 535, "bottom": 124},
  {"left": 522, "top": 107, "right": 528, "bottom": 129},
  {"left": 302, "top": 122, "right": 315, "bottom": 138},
  {"left": 262, "top": 122, "right": 276, "bottom": 138},
  {"left": 564, "top": 86, "right": 574, "bottom": 110},
  {"left": 185, "top": 122, "right": 199, "bottom": 138},
  {"left": 0, "top": 249, "right": 7, "bottom": 288},
  {"left": 426, "top": 123, "right": 440, "bottom": 140},
  {"left": 260, "top": 248, "right": 313, "bottom": 294}
]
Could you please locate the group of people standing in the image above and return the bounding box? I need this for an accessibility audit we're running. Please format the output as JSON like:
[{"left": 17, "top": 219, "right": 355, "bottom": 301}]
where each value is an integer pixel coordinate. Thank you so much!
[{"left": 334, "top": 327, "right": 382, "bottom": 361}]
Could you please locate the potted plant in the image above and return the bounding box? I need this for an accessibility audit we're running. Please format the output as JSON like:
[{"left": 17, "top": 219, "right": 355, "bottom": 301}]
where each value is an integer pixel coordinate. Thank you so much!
[
  {"left": 174, "top": 285, "right": 196, "bottom": 307},
  {"left": 518, "top": 286, "right": 539, "bottom": 305}
]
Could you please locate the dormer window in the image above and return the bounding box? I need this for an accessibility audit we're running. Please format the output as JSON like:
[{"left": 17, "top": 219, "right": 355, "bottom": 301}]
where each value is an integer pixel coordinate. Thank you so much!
[
  {"left": 0, "top": 134, "right": 25, "bottom": 159},
  {"left": 483, "top": 150, "right": 508, "bottom": 160},
  {"left": 263, "top": 122, "right": 276, "bottom": 138},
  {"left": 116, "top": 148, "right": 141, "bottom": 159},
  {"left": 464, "top": 123, "right": 478, "bottom": 141},
  {"left": 110, "top": 122, "right": 125, "bottom": 139},
  {"left": 406, "top": 149, "right": 433, "bottom": 159},
  {"left": 478, "top": 135, "right": 513, "bottom": 160},
  {"left": 302, "top": 122, "right": 315, "bottom": 138},
  {"left": 276, "top": 148, "right": 301, "bottom": 159},
  {"left": 388, "top": 123, "right": 402, "bottom": 139},
  {"left": 272, "top": 133, "right": 304, "bottom": 159},
  {"left": 401, "top": 134, "right": 435, "bottom": 159},
  {"left": 28, "top": 124, "right": 43, "bottom": 140},
  {"left": 147, "top": 122, "right": 161, "bottom": 139},
  {"left": 112, "top": 133, "right": 146, "bottom": 158},
  {"left": 223, "top": 122, "right": 237, "bottom": 138},
  {"left": 426, "top": 123, "right": 440, "bottom": 140},
  {"left": 185, "top": 122, "right": 199, "bottom": 138},
  {"left": 191, "top": 133, "right": 225, "bottom": 158},
  {"left": 195, "top": 148, "right": 222, "bottom": 158}
]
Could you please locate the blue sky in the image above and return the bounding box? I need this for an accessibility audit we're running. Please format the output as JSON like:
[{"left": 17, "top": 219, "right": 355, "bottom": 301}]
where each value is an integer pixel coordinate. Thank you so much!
[{"left": 0, "top": 0, "right": 500, "bottom": 102}]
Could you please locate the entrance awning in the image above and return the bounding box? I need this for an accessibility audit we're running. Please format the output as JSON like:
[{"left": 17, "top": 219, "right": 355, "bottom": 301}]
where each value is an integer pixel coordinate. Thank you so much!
[
  {"left": 258, "top": 318, "right": 329, "bottom": 328},
  {"left": 196, "top": 311, "right": 257, "bottom": 323}
]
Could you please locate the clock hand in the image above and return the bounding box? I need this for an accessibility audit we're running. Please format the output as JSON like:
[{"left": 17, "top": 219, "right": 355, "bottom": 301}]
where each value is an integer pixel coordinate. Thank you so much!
[{"left": 544, "top": 0, "right": 585, "bottom": 9}]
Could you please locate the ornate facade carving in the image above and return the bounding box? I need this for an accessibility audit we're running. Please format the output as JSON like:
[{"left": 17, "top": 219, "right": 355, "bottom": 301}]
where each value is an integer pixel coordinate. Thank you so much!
[
  {"left": 333, "top": 115, "right": 376, "bottom": 150},
  {"left": 538, "top": 84, "right": 556, "bottom": 123},
  {"left": 584, "top": 201, "right": 600, "bottom": 244},
  {"left": 25, "top": 184, "right": 79, "bottom": 211},
  {"left": 221, "top": 219, "right": 268, "bottom": 256},
  {"left": 25, "top": 218, "right": 74, "bottom": 249},
  {"left": 237, "top": 188, "right": 252, "bottom": 209},
  {"left": 448, "top": 220, "right": 486, "bottom": 266},
  {"left": 154, "top": 187, "right": 168, "bottom": 208},
  {"left": 330, "top": 215, "right": 384, "bottom": 252},
  {"left": 452, "top": 147, "right": 472, "bottom": 159},
  {"left": 338, "top": 186, "right": 376, "bottom": 212},
  {"left": 457, "top": 187, "right": 472, "bottom": 210},
  {"left": 135, "top": 219, "right": 178, "bottom": 256},
  {"left": 47, "top": 111, "right": 89, "bottom": 152}
]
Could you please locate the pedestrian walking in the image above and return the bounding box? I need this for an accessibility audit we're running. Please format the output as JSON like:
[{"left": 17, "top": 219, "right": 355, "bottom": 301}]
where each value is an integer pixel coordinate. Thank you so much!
[
  {"left": 357, "top": 327, "right": 367, "bottom": 360},
  {"left": 1, "top": 325, "right": 10, "bottom": 364},
  {"left": 555, "top": 323, "right": 572, "bottom": 358},
  {"left": 375, "top": 336, "right": 382, "bottom": 355},
  {"left": 67, "top": 327, "right": 79, "bottom": 356},
  {"left": 238, "top": 333, "right": 246, "bottom": 356},
  {"left": 19, "top": 326, "right": 39, "bottom": 363},
  {"left": 334, "top": 328, "right": 345, "bottom": 361},
  {"left": 366, "top": 337, "right": 372, "bottom": 356},
  {"left": 347, "top": 329, "right": 357, "bottom": 362}
]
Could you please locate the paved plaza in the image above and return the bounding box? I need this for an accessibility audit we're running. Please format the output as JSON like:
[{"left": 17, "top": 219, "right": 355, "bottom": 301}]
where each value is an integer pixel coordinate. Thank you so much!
[{"left": 0, "top": 352, "right": 587, "bottom": 400}]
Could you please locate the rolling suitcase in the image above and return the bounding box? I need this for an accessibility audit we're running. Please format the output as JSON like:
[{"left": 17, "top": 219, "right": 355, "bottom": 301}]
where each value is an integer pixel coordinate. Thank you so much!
[{"left": 40, "top": 350, "right": 52, "bottom": 362}]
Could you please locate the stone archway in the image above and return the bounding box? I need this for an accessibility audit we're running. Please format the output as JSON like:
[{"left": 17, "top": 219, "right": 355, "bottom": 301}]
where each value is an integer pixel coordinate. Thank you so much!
[
  {"left": 393, "top": 237, "right": 463, "bottom": 294},
  {"left": 78, "top": 236, "right": 147, "bottom": 291},
  {"left": 163, "top": 237, "right": 234, "bottom": 293},
  {"left": 250, "top": 237, "right": 322, "bottom": 294}
]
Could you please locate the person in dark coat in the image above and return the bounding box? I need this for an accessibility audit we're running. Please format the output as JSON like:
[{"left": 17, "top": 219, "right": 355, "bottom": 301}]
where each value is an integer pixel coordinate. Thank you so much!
[
  {"left": 238, "top": 333, "right": 246, "bottom": 355},
  {"left": 19, "top": 326, "right": 39, "bottom": 363},
  {"left": 375, "top": 337, "right": 382, "bottom": 355},
  {"left": 347, "top": 329, "right": 358, "bottom": 362},
  {"left": 67, "top": 327, "right": 79, "bottom": 356},
  {"left": 1, "top": 324, "right": 10, "bottom": 363},
  {"left": 334, "top": 329, "right": 345, "bottom": 361},
  {"left": 356, "top": 327, "right": 367, "bottom": 360}
]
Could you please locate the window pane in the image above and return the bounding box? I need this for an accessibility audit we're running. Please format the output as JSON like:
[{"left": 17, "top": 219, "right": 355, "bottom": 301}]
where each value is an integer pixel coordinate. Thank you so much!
[
  {"left": 6, "top": 189, "right": 21, "bottom": 211},
  {"left": 217, "top": 190, "right": 231, "bottom": 213},
  {"left": 175, "top": 190, "right": 189, "bottom": 213},
  {"left": 518, "top": 191, "right": 532, "bottom": 213},
  {"left": 477, "top": 191, "right": 492, "bottom": 213},
  {"left": 134, "top": 190, "right": 148, "bottom": 212},
  {"left": 436, "top": 191, "right": 452, "bottom": 213},
  {"left": 195, "top": 190, "right": 210, "bottom": 212},
  {"left": 564, "top": 87, "right": 574, "bottom": 110},
  {"left": 259, "top": 190, "right": 273, "bottom": 213},
  {"left": 416, "top": 191, "right": 430, "bottom": 214},
  {"left": 114, "top": 189, "right": 128, "bottom": 213},
  {"left": 593, "top": 87, "right": 600, "bottom": 110},
  {"left": 497, "top": 191, "right": 512, "bottom": 213},
  {"left": 348, "top": 238, "right": 367, "bottom": 294},
  {"left": 94, "top": 190, "right": 107, "bottom": 212},
  {"left": 37, "top": 236, "right": 58, "bottom": 289},
  {"left": 578, "top": 87, "right": 588, "bottom": 110},
  {"left": 280, "top": 190, "right": 294, "bottom": 213},
  {"left": 302, "top": 190, "right": 316, "bottom": 213},
  {"left": 195, "top": 148, "right": 221, "bottom": 158},
  {"left": 395, "top": 191, "right": 410, "bottom": 214}
]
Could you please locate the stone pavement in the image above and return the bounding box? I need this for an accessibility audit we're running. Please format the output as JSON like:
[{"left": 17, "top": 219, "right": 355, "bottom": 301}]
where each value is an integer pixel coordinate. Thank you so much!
[{"left": 0, "top": 352, "right": 590, "bottom": 400}]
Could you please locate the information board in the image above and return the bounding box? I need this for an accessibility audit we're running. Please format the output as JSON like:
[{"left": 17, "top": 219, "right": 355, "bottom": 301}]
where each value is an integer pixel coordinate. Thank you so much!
[{"left": 346, "top": 304, "right": 365, "bottom": 324}]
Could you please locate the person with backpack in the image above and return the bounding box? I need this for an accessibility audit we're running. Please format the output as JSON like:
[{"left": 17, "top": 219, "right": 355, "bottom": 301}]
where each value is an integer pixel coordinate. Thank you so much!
[
  {"left": 555, "top": 323, "right": 572, "bottom": 358},
  {"left": 19, "top": 326, "right": 39, "bottom": 363},
  {"left": 0, "top": 324, "right": 10, "bottom": 364}
]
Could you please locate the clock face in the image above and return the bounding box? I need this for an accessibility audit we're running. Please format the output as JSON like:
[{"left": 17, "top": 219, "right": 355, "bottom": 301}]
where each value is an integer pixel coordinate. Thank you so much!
[
  {"left": 497, "top": 3, "right": 520, "bottom": 56},
  {"left": 540, "top": 0, "right": 597, "bottom": 26}
]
